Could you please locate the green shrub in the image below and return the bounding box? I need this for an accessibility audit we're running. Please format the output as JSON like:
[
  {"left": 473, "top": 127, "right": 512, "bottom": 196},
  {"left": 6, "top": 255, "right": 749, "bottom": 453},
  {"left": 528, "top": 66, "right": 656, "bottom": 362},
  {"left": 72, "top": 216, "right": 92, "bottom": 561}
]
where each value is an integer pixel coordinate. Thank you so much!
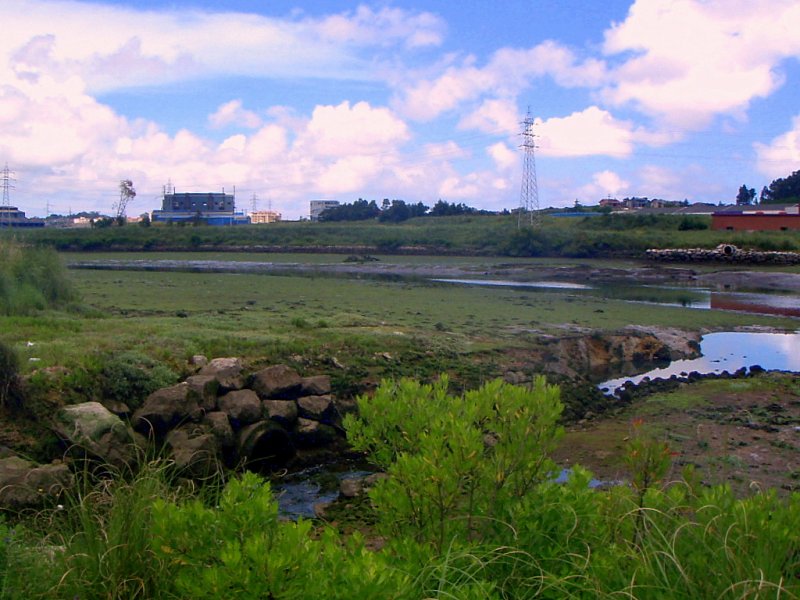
[
  {"left": 0, "top": 241, "right": 77, "bottom": 315},
  {"left": 0, "top": 340, "right": 19, "bottom": 409},
  {"left": 344, "top": 376, "right": 564, "bottom": 551},
  {"left": 98, "top": 351, "right": 179, "bottom": 409}
]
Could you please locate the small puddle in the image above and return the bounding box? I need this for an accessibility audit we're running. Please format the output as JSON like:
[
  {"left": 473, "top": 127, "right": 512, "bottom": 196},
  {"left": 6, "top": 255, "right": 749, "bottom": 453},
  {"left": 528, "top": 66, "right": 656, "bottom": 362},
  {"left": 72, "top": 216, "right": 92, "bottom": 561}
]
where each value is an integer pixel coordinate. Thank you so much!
[
  {"left": 271, "top": 465, "right": 373, "bottom": 520},
  {"left": 600, "top": 331, "right": 800, "bottom": 392}
]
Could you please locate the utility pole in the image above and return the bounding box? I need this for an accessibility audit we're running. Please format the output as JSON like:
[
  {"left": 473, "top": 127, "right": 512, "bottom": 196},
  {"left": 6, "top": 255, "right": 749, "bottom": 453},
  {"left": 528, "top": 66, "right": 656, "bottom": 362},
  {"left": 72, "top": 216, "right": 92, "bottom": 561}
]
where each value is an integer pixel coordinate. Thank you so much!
[
  {"left": 250, "top": 193, "right": 258, "bottom": 214},
  {"left": 517, "top": 109, "right": 540, "bottom": 229}
]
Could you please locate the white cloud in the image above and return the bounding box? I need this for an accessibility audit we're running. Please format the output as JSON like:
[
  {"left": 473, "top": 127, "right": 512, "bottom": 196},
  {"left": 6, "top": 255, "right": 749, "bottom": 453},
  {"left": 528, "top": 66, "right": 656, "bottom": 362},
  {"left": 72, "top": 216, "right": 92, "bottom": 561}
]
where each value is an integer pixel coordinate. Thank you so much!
[
  {"left": 209, "top": 101, "right": 263, "bottom": 130},
  {"left": 487, "top": 142, "right": 517, "bottom": 171},
  {"left": 396, "top": 40, "right": 606, "bottom": 121},
  {"left": 2, "top": 1, "right": 445, "bottom": 93},
  {"left": 536, "top": 107, "right": 635, "bottom": 158},
  {"left": 459, "top": 98, "right": 519, "bottom": 135},
  {"left": 579, "top": 170, "right": 630, "bottom": 200},
  {"left": 300, "top": 101, "right": 410, "bottom": 157},
  {"left": 601, "top": 0, "right": 800, "bottom": 128},
  {"left": 754, "top": 115, "right": 800, "bottom": 178}
]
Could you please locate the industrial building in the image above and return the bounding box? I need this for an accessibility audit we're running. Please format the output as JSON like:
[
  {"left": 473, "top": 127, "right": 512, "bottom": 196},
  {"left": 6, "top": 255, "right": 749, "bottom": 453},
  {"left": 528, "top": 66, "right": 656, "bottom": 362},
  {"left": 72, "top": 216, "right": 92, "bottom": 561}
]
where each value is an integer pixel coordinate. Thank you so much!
[
  {"left": 151, "top": 191, "right": 250, "bottom": 225},
  {"left": 309, "top": 200, "right": 340, "bottom": 221},
  {"left": 250, "top": 210, "right": 281, "bottom": 224},
  {"left": 0, "top": 206, "right": 44, "bottom": 228},
  {"left": 711, "top": 204, "right": 800, "bottom": 231}
]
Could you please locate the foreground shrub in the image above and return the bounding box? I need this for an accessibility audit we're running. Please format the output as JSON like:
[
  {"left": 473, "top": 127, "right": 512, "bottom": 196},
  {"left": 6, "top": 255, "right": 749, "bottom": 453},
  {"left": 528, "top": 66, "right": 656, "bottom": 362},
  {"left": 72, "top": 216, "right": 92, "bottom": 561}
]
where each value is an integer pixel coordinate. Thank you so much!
[
  {"left": 345, "top": 376, "right": 564, "bottom": 550},
  {"left": 0, "top": 241, "right": 77, "bottom": 315},
  {"left": 0, "top": 340, "right": 19, "bottom": 409}
]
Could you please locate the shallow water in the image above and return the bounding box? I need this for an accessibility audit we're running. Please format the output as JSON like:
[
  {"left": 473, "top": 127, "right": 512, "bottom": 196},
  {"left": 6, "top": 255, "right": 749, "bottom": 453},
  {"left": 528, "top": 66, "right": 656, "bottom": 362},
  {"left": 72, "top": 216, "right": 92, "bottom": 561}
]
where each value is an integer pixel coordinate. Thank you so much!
[{"left": 600, "top": 331, "right": 800, "bottom": 392}]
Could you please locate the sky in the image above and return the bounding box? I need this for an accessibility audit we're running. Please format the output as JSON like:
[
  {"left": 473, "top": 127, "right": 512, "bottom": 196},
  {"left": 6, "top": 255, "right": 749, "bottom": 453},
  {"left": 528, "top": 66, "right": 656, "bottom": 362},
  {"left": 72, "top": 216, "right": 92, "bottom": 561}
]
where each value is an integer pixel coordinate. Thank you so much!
[{"left": 2, "top": 0, "right": 799, "bottom": 220}]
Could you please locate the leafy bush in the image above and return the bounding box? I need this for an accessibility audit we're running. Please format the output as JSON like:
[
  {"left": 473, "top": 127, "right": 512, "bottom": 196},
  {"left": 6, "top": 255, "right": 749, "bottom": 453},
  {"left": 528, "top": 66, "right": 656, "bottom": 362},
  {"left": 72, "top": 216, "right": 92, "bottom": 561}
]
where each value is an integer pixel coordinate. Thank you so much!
[
  {"left": 0, "top": 340, "right": 19, "bottom": 409},
  {"left": 0, "top": 241, "right": 77, "bottom": 315},
  {"left": 344, "top": 376, "right": 564, "bottom": 550},
  {"left": 98, "top": 351, "right": 179, "bottom": 409}
]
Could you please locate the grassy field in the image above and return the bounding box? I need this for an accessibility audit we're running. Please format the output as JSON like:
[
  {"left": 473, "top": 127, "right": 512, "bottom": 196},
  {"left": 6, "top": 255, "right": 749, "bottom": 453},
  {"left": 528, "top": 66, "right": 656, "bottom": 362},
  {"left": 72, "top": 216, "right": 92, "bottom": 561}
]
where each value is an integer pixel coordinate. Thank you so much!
[{"left": 9, "top": 212, "right": 800, "bottom": 256}]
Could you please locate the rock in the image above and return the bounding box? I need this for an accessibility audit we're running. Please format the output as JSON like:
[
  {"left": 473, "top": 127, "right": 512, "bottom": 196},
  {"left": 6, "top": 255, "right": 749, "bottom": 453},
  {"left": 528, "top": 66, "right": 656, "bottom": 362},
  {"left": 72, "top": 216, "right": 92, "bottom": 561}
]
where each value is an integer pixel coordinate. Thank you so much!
[
  {"left": 300, "top": 375, "right": 331, "bottom": 396},
  {"left": 185, "top": 375, "right": 219, "bottom": 412},
  {"left": 263, "top": 400, "right": 298, "bottom": 427},
  {"left": 203, "top": 411, "right": 235, "bottom": 449},
  {"left": 198, "top": 357, "right": 244, "bottom": 392},
  {"left": 132, "top": 383, "right": 202, "bottom": 437},
  {"left": 293, "top": 418, "right": 337, "bottom": 447},
  {"left": 297, "top": 395, "right": 336, "bottom": 423},
  {"left": 190, "top": 355, "right": 209, "bottom": 369},
  {"left": 0, "top": 456, "right": 74, "bottom": 510},
  {"left": 339, "top": 477, "right": 363, "bottom": 498},
  {"left": 100, "top": 400, "right": 130, "bottom": 418},
  {"left": 218, "top": 389, "right": 262, "bottom": 428},
  {"left": 313, "top": 500, "right": 333, "bottom": 519},
  {"left": 165, "top": 427, "right": 221, "bottom": 479},
  {"left": 238, "top": 421, "right": 294, "bottom": 471},
  {"left": 54, "top": 402, "right": 139, "bottom": 468},
  {"left": 250, "top": 365, "right": 303, "bottom": 399}
]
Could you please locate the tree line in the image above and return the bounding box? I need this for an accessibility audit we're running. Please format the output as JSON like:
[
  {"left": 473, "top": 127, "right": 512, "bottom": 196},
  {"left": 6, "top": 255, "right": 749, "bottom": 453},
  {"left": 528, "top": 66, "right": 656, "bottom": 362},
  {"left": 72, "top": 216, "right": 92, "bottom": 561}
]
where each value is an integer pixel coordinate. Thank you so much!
[
  {"left": 318, "top": 198, "right": 491, "bottom": 222},
  {"left": 738, "top": 169, "right": 800, "bottom": 205}
]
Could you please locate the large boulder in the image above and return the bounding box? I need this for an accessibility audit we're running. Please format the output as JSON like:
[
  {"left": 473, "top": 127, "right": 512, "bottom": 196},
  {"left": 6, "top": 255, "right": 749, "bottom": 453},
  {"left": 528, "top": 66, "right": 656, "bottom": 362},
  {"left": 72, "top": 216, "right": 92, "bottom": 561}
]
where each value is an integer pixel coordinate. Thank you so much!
[
  {"left": 296, "top": 395, "right": 336, "bottom": 423},
  {"left": 250, "top": 365, "right": 302, "bottom": 399},
  {"left": 165, "top": 426, "right": 221, "bottom": 479},
  {"left": 132, "top": 383, "right": 202, "bottom": 437},
  {"left": 54, "top": 401, "right": 139, "bottom": 468},
  {"left": 300, "top": 375, "right": 331, "bottom": 397},
  {"left": 203, "top": 411, "right": 235, "bottom": 450},
  {"left": 0, "top": 456, "right": 73, "bottom": 510},
  {"left": 185, "top": 375, "right": 219, "bottom": 412},
  {"left": 263, "top": 399, "right": 298, "bottom": 427},
  {"left": 218, "top": 390, "right": 262, "bottom": 428},
  {"left": 293, "top": 418, "right": 337, "bottom": 447},
  {"left": 198, "top": 357, "right": 244, "bottom": 392}
]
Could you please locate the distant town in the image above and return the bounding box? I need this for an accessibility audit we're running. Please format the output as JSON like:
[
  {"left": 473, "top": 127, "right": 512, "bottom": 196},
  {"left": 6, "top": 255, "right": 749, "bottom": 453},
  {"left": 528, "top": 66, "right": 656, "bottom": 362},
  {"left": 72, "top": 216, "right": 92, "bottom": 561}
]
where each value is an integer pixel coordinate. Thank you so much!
[{"left": 2, "top": 170, "right": 799, "bottom": 232}]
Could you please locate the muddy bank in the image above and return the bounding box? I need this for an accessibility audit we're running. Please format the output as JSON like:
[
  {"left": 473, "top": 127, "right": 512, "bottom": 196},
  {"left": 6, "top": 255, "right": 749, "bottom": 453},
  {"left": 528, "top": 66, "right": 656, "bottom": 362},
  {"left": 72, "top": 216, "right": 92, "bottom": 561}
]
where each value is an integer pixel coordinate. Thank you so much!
[{"left": 68, "top": 256, "right": 800, "bottom": 293}]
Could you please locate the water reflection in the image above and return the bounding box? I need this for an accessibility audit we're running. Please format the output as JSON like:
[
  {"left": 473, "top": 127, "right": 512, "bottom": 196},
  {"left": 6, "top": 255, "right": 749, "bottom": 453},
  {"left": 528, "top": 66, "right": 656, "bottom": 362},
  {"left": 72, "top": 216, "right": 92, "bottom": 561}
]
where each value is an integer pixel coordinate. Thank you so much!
[
  {"left": 432, "top": 278, "right": 591, "bottom": 290},
  {"left": 601, "top": 331, "right": 800, "bottom": 391}
]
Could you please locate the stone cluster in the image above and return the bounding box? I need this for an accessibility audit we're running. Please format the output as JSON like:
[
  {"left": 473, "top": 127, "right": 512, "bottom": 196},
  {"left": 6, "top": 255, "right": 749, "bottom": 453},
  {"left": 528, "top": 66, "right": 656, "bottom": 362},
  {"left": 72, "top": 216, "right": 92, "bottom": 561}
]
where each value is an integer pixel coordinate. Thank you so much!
[
  {"left": 53, "top": 358, "right": 354, "bottom": 480},
  {"left": 647, "top": 245, "right": 800, "bottom": 264}
]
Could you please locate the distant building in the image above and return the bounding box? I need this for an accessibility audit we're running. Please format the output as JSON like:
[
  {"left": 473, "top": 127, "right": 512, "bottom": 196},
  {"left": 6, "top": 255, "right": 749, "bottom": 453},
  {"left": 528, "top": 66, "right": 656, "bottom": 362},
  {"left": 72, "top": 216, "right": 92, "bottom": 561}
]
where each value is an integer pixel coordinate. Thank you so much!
[
  {"left": 250, "top": 210, "right": 281, "bottom": 224},
  {"left": 0, "top": 206, "right": 45, "bottom": 228},
  {"left": 151, "top": 191, "right": 250, "bottom": 225},
  {"left": 711, "top": 204, "right": 800, "bottom": 231},
  {"left": 310, "top": 200, "right": 340, "bottom": 221},
  {"left": 599, "top": 198, "right": 621, "bottom": 208}
]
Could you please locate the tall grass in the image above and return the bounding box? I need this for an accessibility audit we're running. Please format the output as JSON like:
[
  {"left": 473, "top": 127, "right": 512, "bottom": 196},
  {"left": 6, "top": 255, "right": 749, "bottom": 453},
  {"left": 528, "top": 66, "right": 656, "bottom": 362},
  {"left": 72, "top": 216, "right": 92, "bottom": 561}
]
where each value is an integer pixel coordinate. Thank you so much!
[{"left": 0, "top": 240, "right": 77, "bottom": 315}]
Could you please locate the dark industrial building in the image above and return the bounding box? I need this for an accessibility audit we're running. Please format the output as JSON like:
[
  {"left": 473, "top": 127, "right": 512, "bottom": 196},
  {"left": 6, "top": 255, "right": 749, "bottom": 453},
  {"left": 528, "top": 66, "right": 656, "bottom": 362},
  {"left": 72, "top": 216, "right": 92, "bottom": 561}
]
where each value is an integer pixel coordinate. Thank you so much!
[
  {"left": 151, "top": 191, "right": 250, "bottom": 225},
  {"left": 0, "top": 206, "right": 45, "bottom": 228}
]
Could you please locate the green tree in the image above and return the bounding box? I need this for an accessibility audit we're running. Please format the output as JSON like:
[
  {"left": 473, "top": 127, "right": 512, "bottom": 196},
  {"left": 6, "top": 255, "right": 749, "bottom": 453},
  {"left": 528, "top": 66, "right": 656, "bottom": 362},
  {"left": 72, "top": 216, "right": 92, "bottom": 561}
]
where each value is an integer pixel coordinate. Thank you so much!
[
  {"left": 736, "top": 184, "right": 755, "bottom": 205},
  {"left": 761, "top": 169, "right": 800, "bottom": 204}
]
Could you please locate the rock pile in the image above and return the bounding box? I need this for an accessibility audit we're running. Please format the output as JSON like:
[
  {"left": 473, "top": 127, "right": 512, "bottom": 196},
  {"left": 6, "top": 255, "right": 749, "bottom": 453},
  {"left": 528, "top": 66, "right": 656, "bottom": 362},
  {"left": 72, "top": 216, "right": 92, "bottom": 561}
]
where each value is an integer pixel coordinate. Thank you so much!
[
  {"left": 53, "top": 359, "right": 353, "bottom": 480},
  {"left": 647, "top": 245, "right": 800, "bottom": 264}
]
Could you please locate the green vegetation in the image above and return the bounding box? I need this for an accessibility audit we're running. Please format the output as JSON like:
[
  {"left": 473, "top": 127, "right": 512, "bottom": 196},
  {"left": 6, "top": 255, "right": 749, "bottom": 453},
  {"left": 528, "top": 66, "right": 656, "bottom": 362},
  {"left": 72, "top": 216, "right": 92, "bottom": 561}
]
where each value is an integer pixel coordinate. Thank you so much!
[
  {"left": 0, "top": 241, "right": 77, "bottom": 315},
  {"left": 12, "top": 212, "right": 800, "bottom": 256},
  {"left": 1, "top": 379, "right": 798, "bottom": 598}
]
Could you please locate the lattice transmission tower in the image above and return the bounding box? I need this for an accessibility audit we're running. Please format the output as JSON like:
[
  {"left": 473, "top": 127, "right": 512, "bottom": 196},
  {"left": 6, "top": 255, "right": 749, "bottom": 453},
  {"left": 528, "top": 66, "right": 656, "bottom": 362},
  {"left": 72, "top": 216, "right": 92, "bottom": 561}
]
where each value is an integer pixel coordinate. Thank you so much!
[
  {"left": 517, "top": 109, "right": 540, "bottom": 229},
  {"left": 1, "top": 163, "right": 15, "bottom": 229}
]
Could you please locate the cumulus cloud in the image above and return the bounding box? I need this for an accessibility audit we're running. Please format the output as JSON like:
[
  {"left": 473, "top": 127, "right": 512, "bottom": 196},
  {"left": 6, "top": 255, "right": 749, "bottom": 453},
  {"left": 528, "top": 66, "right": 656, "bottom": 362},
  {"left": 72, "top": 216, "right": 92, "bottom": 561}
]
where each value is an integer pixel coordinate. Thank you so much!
[
  {"left": 579, "top": 170, "right": 630, "bottom": 199},
  {"left": 601, "top": 0, "right": 800, "bottom": 128},
  {"left": 396, "top": 40, "right": 606, "bottom": 121},
  {"left": 2, "top": 0, "right": 444, "bottom": 93},
  {"left": 754, "top": 114, "right": 800, "bottom": 178},
  {"left": 536, "top": 107, "right": 636, "bottom": 158},
  {"left": 209, "top": 101, "right": 263, "bottom": 130}
]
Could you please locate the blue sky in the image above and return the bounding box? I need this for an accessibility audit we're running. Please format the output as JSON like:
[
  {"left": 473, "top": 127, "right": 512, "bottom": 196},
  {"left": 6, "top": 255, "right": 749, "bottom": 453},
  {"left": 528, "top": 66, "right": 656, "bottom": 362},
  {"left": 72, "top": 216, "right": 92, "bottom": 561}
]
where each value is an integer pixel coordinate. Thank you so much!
[{"left": 2, "top": 0, "right": 799, "bottom": 219}]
